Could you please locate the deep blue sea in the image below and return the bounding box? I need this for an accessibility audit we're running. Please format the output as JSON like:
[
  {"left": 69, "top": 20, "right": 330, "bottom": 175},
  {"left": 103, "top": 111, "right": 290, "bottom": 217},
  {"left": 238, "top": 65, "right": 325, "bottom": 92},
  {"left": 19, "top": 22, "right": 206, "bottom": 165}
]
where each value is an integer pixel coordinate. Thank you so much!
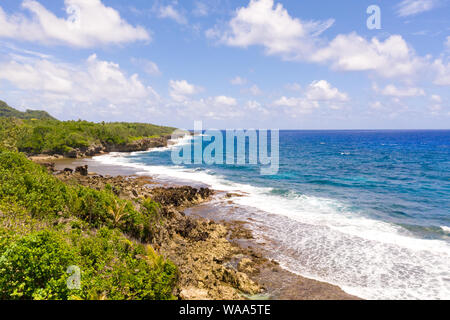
[{"left": 94, "top": 130, "right": 450, "bottom": 300}]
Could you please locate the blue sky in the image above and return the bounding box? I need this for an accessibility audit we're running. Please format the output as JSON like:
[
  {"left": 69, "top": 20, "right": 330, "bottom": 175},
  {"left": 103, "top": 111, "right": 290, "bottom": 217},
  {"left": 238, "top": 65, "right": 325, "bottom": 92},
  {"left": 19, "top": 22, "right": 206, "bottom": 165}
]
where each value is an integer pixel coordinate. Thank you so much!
[{"left": 0, "top": 0, "right": 449, "bottom": 129}]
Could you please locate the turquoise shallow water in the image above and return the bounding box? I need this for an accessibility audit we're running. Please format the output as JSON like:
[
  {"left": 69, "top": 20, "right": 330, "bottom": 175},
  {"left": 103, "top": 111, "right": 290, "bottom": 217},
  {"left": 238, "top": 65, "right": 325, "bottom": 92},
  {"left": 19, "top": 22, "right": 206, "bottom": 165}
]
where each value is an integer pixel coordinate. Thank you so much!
[{"left": 94, "top": 130, "right": 450, "bottom": 299}]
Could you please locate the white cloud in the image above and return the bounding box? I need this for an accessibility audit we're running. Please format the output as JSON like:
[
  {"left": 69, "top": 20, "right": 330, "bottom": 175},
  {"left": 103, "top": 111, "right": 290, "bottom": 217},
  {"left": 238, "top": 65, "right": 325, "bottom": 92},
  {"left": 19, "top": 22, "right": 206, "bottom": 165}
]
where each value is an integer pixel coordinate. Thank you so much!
[
  {"left": 193, "top": 1, "right": 209, "bottom": 17},
  {"left": 245, "top": 100, "right": 269, "bottom": 115},
  {"left": 305, "top": 80, "right": 348, "bottom": 101},
  {"left": 241, "top": 84, "right": 263, "bottom": 96},
  {"left": 0, "top": 0, "right": 150, "bottom": 47},
  {"left": 0, "top": 41, "right": 53, "bottom": 59},
  {"left": 378, "top": 84, "right": 425, "bottom": 97},
  {"left": 207, "top": 0, "right": 334, "bottom": 60},
  {"left": 429, "top": 104, "right": 442, "bottom": 112},
  {"left": 445, "top": 36, "right": 450, "bottom": 51},
  {"left": 428, "top": 94, "right": 443, "bottom": 115},
  {"left": 273, "top": 79, "right": 348, "bottom": 114},
  {"left": 169, "top": 80, "right": 203, "bottom": 102},
  {"left": 214, "top": 95, "right": 237, "bottom": 106},
  {"left": 433, "top": 59, "right": 450, "bottom": 86},
  {"left": 230, "top": 76, "right": 247, "bottom": 85},
  {"left": 429, "top": 103, "right": 443, "bottom": 115},
  {"left": 143, "top": 61, "right": 161, "bottom": 76},
  {"left": 158, "top": 5, "right": 187, "bottom": 25},
  {"left": 0, "top": 53, "right": 160, "bottom": 118},
  {"left": 273, "top": 96, "right": 319, "bottom": 114},
  {"left": 171, "top": 95, "right": 242, "bottom": 120},
  {"left": 208, "top": 1, "right": 428, "bottom": 80},
  {"left": 431, "top": 94, "right": 442, "bottom": 103},
  {"left": 396, "top": 0, "right": 438, "bottom": 17},
  {"left": 312, "top": 33, "right": 426, "bottom": 79},
  {"left": 131, "top": 58, "right": 161, "bottom": 76},
  {"left": 370, "top": 101, "right": 384, "bottom": 110}
]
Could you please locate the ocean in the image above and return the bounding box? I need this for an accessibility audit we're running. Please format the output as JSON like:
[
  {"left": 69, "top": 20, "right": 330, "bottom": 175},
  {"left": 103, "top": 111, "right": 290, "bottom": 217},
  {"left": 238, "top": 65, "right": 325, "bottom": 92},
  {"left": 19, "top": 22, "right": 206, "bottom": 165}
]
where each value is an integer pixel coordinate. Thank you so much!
[{"left": 93, "top": 130, "right": 450, "bottom": 300}]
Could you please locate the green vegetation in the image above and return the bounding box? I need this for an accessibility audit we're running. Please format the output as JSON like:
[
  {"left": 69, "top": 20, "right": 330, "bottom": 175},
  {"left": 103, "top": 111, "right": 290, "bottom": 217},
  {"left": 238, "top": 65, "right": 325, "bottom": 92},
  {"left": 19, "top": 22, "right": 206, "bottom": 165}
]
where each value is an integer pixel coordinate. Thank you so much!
[
  {"left": 0, "top": 101, "right": 179, "bottom": 300},
  {"left": 0, "top": 148, "right": 177, "bottom": 300},
  {"left": 16, "top": 120, "right": 175, "bottom": 155},
  {"left": 0, "top": 101, "right": 175, "bottom": 155},
  {"left": 0, "top": 118, "right": 24, "bottom": 152},
  {"left": 0, "top": 100, "right": 55, "bottom": 120}
]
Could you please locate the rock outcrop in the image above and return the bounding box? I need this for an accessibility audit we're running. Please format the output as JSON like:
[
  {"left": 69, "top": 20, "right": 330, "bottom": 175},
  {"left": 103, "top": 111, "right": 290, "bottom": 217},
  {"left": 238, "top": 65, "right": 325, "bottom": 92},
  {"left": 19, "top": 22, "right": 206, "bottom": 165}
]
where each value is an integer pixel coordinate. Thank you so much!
[
  {"left": 42, "top": 136, "right": 171, "bottom": 159},
  {"left": 105, "top": 137, "right": 168, "bottom": 153},
  {"left": 52, "top": 170, "right": 263, "bottom": 300},
  {"left": 75, "top": 165, "right": 88, "bottom": 176},
  {"left": 43, "top": 163, "right": 360, "bottom": 301},
  {"left": 151, "top": 187, "right": 214, "bottom": 208}
]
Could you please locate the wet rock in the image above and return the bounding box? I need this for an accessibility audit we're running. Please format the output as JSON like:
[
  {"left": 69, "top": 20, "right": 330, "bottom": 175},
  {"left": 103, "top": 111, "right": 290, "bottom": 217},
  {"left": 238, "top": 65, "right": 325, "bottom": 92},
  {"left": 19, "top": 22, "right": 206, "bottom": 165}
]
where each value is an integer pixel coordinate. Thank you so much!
[
  {"left": 238, "top": 258, "right": 257, "bottom": 274},
  {"left": 75, "top": 165, "right": 89, "bottom": 176},
  {"left": 63, "top": 168, "right": 73, "bottom": 174},
  {"left": 226, "top": 193, "right": 244, "bottom": 198},
  {"left": 216, "top": 265, "right": 260, "bottom": 295},
  {"left": 151, "top": 186, "right": 213, "bottom": 208},
  {"left": 84, "top": 144, "right": 104, "bottom": 157}
]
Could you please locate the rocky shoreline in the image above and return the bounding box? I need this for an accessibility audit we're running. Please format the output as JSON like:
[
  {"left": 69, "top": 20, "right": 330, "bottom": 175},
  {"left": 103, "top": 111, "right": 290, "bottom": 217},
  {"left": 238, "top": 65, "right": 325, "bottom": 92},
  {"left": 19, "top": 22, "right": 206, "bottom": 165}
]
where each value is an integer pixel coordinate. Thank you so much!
[
  {"left": 29, "top": 135, "right": 171, "bottom": 160},
  {"left": 38, "top": 158, "right": 359, "bottom": 300}
]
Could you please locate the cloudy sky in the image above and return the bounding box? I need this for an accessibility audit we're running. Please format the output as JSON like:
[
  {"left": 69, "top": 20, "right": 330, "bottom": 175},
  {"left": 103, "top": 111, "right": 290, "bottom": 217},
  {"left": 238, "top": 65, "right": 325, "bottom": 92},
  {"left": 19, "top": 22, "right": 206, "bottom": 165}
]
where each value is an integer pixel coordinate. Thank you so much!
[{"left": 0, "top": 0, "right": 449, "bottom": 129}]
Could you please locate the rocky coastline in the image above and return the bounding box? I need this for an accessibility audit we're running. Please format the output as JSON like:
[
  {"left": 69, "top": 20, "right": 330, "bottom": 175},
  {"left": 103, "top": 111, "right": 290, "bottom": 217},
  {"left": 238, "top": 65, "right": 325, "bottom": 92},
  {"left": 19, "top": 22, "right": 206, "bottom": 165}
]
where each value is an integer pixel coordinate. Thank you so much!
[
  {"left": 37, "top": 158, "right": 360, "bottom": 300},
  {"left": 29, "top": 135, "right": 171, "bottom": 160}
]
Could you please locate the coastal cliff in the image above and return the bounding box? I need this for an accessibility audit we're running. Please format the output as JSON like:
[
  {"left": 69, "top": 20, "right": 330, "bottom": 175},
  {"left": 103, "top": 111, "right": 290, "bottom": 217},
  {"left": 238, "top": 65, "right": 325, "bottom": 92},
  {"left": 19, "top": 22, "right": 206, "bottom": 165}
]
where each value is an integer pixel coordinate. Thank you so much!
[
  {"left": 0, "top": 101, "right": 176, "bottom": 158},
  {"left": 58, "top": 135, "right": 170, "bottom": 158}
]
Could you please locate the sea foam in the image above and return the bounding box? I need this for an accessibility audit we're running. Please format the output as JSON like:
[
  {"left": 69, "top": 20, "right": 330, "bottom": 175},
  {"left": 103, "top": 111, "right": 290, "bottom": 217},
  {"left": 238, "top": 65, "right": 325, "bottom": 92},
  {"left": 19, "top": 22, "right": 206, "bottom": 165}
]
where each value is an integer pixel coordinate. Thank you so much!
[{"left": 92, "top": 145, "right": 450, "bottom": 300}]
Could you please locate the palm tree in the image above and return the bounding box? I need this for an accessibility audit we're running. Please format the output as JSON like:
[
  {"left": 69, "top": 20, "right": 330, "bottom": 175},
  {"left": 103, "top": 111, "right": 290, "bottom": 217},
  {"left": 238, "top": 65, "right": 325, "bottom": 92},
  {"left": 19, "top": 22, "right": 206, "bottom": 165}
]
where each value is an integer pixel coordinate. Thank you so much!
[{"left": 107, "top": 198, "right": 128, "bottom": 228}]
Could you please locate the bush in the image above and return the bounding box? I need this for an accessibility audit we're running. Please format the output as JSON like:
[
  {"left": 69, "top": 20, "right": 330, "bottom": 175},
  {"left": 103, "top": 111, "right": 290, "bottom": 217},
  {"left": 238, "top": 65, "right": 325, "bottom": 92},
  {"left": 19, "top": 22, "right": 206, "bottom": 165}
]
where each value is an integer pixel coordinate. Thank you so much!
[
  {"left": 75, "top": 228, "right": 177, "bottom": 300},
  {"left": 0, "top": 231, "right": 76, "bottom": 300},
  {"left": 0, "top": 151, "right": 69, "bottom": 218},
  {"left": 0, "top": 118, "right": 24, "bottom": 151},
  {"left": 4, "top": 119, "right": 175, "bottom": 155},
  {"left": 0, "top": 151, "right": 179, "bottom": 300},
  {"left": 0, "top": 228, "right": 178, "bottom": 300}
]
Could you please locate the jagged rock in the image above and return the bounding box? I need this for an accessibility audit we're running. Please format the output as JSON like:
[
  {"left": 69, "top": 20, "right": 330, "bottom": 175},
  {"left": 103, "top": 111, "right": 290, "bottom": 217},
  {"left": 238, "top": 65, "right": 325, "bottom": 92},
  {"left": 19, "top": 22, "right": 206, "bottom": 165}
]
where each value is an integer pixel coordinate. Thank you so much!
[
  {"left": 84, "top": 144, "right": 104, "bottom": 157},
  {"left": 179, "top": 287, "right": 210, "bottom": 300},
  {"left": 238, "top": 258, "right": 257, "bottom": 274},
  {"left": 105, "top": 137, "right": 170, "bottom": 153},
  {"left": 215, "top": 265, "right": 260, "bottom": 295},
  {"left": 151, "top": 187, "right": 213, "bottom": 207},
  {"left": 63, "top": 168, "right": 73, "bottom": 174},
  {"left": 75, "top": 165, "right": 88, "bottom": 176},
  {"left": 29, "top": 137, "right": 170, "bottom": 159},
  {"left": 226, "top": 193, "right": 244, "bottom": 198}
]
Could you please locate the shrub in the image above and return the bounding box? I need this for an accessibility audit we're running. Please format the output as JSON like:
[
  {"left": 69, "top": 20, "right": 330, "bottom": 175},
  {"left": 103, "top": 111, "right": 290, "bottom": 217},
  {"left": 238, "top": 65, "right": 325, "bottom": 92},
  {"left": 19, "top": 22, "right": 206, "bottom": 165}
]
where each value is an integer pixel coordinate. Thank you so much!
[
  {"left": 0, "top": 230, "right": 76, "bottom": 300},
  {"left": 0, "top": 228, "right": 178, "bottom": 300},
  {"left": 0, "top": 151, "right": 179, "bottom": 300},
  {"left": 0, "top": 151, "right": 69, "bottom": 218},
  {"left": 3, "top": 119, "right": 175, "bottom": 155},
  {"left": 75, "top": 228, "right": 177, "bottom": 300}
]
